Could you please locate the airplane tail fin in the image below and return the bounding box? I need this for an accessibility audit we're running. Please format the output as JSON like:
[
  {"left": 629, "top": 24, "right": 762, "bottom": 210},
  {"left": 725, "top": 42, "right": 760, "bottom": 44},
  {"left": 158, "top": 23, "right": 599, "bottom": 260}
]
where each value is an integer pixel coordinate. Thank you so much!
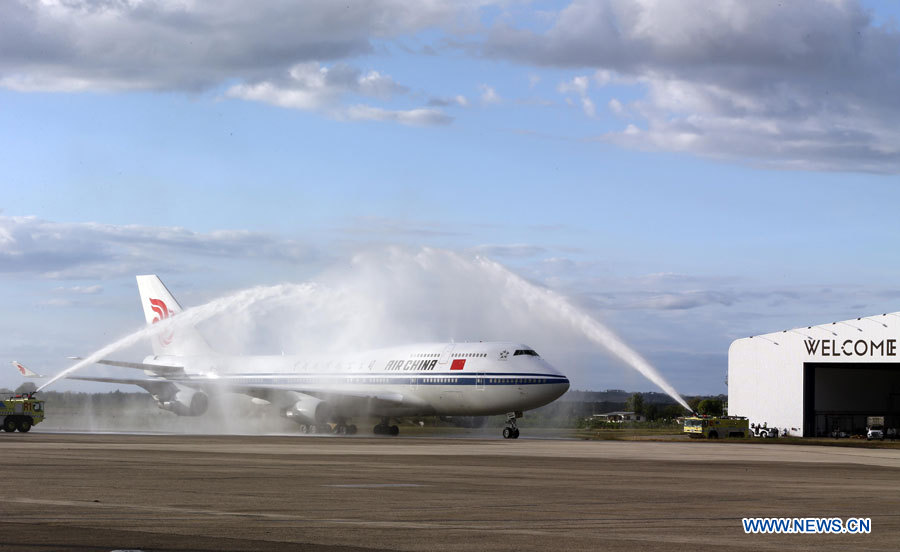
[
  {"left": 11, "top": 361, "right": 43, "bottom": 378},
  {"left": 136, "top": 275, "right": 213, "bottom": 356}
]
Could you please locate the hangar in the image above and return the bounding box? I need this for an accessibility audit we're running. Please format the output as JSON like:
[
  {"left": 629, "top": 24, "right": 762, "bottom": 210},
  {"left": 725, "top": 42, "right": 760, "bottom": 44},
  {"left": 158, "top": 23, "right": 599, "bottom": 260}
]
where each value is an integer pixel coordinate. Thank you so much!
[{"left": 728, "top": 312, "right": 900, "bottom": 437}]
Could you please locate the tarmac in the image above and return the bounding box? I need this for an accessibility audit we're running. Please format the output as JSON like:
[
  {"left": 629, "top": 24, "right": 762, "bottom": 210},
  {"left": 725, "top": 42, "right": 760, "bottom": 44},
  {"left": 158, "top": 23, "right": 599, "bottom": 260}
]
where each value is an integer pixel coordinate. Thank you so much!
[{"left": 2, "top": 433, "right": 899, "bottom": 551}]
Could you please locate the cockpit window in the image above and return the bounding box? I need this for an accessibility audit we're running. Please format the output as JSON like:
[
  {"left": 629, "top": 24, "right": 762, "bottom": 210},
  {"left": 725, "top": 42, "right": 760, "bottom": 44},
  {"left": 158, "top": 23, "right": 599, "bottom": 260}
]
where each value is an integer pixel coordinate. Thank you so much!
[{"left": 513, "top": 349, "right": 539, "bottom": 357}]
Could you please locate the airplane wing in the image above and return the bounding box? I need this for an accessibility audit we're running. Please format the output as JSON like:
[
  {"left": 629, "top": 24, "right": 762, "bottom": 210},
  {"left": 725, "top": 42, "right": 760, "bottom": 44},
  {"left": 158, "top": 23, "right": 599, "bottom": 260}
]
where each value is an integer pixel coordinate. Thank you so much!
[
  {"left": 159, "top": 378, "right": 412, "bottom": 406},
  {"left": 14, "top": 359, "right": 183, "bottom": 378},
  {"left": 12, "top": 360, "right": 412, "bottom": 410},
  {"left": 10, "top": 361, "right": 178, "bottom": 397},
  {"left": 66, "top": 357, "right": 184, "bottom": 376},
  {"left": 64, "top": 375, "right": 177, "bottom": 395}
]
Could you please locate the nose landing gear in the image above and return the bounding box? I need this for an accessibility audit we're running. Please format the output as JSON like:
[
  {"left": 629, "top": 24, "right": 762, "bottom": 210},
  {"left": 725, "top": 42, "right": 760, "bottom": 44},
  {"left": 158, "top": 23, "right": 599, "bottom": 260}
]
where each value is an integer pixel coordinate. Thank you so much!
[{"left": 502, "top": 411, "right": 522, "bottom": 439}]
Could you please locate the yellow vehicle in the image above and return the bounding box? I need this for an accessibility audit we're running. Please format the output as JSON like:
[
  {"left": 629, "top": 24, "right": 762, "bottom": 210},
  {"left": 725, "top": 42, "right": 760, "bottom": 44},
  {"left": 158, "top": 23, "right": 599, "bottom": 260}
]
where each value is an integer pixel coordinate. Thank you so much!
[
  {"left": 2, "top": 393, "right": 45, "bottom": 433},
  {"left": 683, "top": 415, "right": 748, "bottom": 439}
]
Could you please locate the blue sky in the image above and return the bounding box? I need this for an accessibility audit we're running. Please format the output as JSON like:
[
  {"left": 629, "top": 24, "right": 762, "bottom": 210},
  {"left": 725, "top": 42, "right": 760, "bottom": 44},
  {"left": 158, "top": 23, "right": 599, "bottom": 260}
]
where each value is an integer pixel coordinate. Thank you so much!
[{"left": 1, "top": 0, "right": 899, "bottom": 395}]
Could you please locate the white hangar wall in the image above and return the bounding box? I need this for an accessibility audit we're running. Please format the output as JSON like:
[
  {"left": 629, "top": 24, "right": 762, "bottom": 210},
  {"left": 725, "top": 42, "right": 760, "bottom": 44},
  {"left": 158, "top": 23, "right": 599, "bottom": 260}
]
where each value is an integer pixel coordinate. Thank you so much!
[{"left": 728, "top": 312, "right": 900, "bottom": 437}]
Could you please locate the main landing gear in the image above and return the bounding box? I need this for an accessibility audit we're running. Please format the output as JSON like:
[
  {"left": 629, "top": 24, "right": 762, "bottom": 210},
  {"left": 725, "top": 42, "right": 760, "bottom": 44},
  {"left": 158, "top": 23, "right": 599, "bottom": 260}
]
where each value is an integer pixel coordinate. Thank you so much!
[
  {"left": 502, "top": 411, "right": 521, "bottom": 439},
  {"left": 297, "top": 422, "right": 358, "bottom": 435},
  {"left": 373, "top": 417, "right": 400, "bottom": 436},
  {"left": 334, "top": 422, "right": 358, "bottom": 435}
]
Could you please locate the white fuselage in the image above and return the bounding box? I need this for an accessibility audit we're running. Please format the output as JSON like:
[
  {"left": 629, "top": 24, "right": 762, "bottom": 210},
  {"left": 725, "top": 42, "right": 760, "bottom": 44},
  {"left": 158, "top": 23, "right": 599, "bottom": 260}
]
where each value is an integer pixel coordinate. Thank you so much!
[{"left": 147, "top": 341, "right": 569, "bottom": 417}]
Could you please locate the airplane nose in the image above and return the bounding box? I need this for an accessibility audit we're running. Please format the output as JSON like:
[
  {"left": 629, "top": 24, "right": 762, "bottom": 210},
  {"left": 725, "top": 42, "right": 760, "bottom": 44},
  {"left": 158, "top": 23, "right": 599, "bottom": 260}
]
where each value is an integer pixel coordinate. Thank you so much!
[
  {"left": 544, "top": 360, "right": 568, "bottom": 386},
  {"left": 536, "top": 358, "right": 568, "bottom": 401},
  {"left": 542, "top": 376, "right": 569, "bottom": 404}
]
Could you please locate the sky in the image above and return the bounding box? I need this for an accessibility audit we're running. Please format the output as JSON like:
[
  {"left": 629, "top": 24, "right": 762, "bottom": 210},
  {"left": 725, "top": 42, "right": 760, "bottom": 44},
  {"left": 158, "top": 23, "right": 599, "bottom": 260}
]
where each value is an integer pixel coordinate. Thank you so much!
[{"left": 1, "top": 0, "right": 899, "bottom": 396}]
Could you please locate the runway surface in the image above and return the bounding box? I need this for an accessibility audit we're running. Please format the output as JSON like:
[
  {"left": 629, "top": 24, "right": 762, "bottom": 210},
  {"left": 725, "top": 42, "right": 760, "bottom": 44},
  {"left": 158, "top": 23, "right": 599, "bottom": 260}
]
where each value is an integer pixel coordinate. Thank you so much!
[{"left": 2, "top": 433, "right": 899, "bottom": 551}]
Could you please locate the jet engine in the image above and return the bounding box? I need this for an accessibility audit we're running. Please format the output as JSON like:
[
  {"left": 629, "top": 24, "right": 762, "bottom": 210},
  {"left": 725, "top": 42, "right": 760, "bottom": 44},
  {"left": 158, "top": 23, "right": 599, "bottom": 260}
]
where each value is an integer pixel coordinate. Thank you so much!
[
  {"left": 285, "top": 393, "right": 332, "bottom": 425},
  {"left": 157, "top": 385, "right": 209, "bottom": 416}
]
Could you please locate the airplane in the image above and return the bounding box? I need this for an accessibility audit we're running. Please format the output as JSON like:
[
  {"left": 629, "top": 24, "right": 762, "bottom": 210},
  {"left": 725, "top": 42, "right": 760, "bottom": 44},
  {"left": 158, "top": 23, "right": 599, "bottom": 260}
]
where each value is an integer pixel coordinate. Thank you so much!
[{"left": 14, "top": 275, "right": 570, "bottom": 438}]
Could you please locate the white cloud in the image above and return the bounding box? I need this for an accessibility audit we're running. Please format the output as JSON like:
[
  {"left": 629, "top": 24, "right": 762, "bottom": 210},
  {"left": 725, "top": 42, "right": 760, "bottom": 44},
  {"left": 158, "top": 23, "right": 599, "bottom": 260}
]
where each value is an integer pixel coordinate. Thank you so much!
[
  {"left": 581, "top": 96, "right": 596, "bottom": 118},
  {"left": 4, "top": 0, "right": 898, "bottom": 170},
  {"left": 558, "top": 75, "right": 596, "bottom": 117},
  {"left": 343, "top": 105, "right": 453, "bottom": 126},
  {"left": 487, "top": 0, "right": 900, "bottom": 172},
  {"left": 557, "top": 75, "right": 589, "bottom": 96},
  {"left": 226, "top": 62, "right": 410, "bottom": 110},
  {"left": 479, "top": 84, "right": 501, "bottom": 104},
  {"left": 0, "top": 215, "right": 318, "bottom": 279},
  {"left": 226, "top": 62, "right": 449, "bottom": 125},
  {"left": 0, "top": 74, "right": 136, "bottom": 93},
  {"left": 594, "top": 70, "right": 613, "bottom": 86},
  {"left": 608, "top": 98, "right": 624, "bottom": 115},
  {"left": 427, "top": 95, "right": 469, "bottom": 108},
  {"left": 0, "top": 1, "right": 474, "bottom": 124},
  {"left": 0, "top": 1, "right": 478, "bottom": 92},
  {"left": 623, "top": 291, "right": 738, "bottom": 311},
  {"left": 226, "top": 80, "right": 321, "bottom": 111},
  {"left": 357, "top": 70, "right": 408, "bottom": 99},
  {"left": 603, "top": 74, "right": 900, "bottom": 172}
]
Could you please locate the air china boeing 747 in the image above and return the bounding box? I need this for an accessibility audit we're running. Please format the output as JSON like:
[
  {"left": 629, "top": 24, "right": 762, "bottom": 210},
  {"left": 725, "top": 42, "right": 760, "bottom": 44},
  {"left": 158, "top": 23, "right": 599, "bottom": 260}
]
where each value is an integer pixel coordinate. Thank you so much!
[{"left": 15, "top": 275, "right": 570, "bottom": 438}]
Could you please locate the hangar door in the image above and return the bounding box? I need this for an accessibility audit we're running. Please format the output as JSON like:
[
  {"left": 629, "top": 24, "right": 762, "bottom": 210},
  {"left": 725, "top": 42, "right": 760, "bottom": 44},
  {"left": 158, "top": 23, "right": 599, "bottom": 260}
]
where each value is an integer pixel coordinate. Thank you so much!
[{"left": 803, "top": 363, "right": 900, "bottom": 437}]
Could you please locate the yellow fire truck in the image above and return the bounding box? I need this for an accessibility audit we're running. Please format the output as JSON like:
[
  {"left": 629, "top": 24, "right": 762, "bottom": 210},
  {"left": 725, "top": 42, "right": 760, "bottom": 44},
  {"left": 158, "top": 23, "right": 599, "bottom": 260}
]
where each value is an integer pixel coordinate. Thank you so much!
[
  {"left": 2, "top": 393, "right": 45, "bottom": 433},
  {"left": 683, "top": 415, "right": 748, "bottom": 439}
]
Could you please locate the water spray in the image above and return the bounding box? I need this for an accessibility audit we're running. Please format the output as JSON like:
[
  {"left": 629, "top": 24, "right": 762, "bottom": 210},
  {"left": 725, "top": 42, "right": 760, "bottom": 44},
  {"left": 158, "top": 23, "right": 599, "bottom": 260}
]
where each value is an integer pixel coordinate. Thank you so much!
[
  {"left": 37, "top": 248, "right": 690, "bottom": 414},
  {"left": 473, "top": 257, "right": 692, "bottom": 411},
  {"left": 37, "top": 283, "right": 316, "bottom": 391}
]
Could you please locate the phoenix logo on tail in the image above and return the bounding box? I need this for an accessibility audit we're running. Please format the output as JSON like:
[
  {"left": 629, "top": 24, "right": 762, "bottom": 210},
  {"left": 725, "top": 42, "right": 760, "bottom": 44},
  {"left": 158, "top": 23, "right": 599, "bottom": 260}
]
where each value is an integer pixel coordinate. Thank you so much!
[{"left": 149, "top": 298, "right": 174, "bottom": 346}]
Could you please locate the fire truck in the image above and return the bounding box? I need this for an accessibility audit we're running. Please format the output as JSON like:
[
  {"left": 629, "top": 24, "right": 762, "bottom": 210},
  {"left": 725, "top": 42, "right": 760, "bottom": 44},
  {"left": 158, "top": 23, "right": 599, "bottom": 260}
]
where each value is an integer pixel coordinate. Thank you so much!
[
  {"left": 683, "top": 415, "right": 748, "bottom": 439},
  {"left": 2, "top": 393, "right": 45, "bottom": 433}
]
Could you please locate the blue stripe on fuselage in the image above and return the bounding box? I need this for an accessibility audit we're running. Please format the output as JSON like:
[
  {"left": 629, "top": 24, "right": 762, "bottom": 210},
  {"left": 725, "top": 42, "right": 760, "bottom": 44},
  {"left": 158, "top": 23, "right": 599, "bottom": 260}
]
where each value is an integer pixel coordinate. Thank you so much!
[{"left": 173, "top": 373, "right": 568, "bottom": 386}]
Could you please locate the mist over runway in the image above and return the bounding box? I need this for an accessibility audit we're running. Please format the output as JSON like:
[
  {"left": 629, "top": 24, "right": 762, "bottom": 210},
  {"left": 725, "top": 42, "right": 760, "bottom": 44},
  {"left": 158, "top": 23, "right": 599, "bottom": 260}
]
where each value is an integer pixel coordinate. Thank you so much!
[{"left": 4, "top": 434, "right": 899, "bottom": 551}]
